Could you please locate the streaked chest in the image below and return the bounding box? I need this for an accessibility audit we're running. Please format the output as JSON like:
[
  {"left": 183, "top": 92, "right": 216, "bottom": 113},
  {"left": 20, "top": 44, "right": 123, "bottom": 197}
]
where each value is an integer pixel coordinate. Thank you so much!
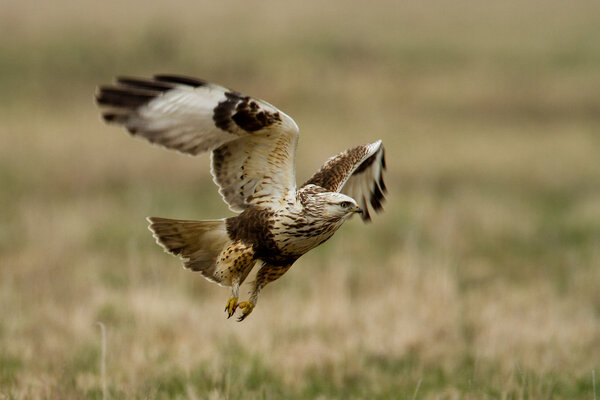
[{"left": 270, "top": 208, "right": 343, "bottom": 256}]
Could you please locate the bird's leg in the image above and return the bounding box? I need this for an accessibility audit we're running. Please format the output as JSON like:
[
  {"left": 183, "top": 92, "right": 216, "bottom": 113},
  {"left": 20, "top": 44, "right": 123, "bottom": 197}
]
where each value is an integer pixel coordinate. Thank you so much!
[
  {"left": 221, "top": 247, "right": 257, "bottom": 319},
  {"left": 237, "top": 264, "right": 292, "bottom": 322},
  {"left": 236, "top": 300, "right": 255, "bottom": 321},
  {"left": 225, "top": 282, "right": 240, "bottom": 319}
]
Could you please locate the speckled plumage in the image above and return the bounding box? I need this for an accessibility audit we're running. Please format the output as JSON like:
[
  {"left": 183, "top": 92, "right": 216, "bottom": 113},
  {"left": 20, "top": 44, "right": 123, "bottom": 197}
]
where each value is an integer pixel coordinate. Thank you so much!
[{"left": 96, "top": 74, "right": 387, "bottom": 321}]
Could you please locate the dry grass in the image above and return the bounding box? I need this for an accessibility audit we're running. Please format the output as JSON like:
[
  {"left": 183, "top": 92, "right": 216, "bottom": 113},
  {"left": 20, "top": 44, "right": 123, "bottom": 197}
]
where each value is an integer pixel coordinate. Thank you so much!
[{"left": 1, "top": 0, "right": 600, "bottom": 398}]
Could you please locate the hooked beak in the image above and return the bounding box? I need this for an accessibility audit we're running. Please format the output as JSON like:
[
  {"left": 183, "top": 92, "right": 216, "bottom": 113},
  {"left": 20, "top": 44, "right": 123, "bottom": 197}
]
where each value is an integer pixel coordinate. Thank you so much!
[{"left": 343, "top": 205, "right": 363, "bottom": 215}]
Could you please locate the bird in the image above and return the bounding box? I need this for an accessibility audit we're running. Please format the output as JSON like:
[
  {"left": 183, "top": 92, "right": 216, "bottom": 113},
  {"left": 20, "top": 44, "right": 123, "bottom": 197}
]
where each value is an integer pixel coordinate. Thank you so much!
[{"left": 95, "top": 74, "right": 386, "bottom": 321}]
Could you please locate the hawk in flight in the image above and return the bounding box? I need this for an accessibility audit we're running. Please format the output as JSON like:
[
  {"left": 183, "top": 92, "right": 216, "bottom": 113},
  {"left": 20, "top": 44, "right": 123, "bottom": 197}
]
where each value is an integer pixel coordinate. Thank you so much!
[{"left": 96, "top": 75, "right": 386, "bottom": 321}]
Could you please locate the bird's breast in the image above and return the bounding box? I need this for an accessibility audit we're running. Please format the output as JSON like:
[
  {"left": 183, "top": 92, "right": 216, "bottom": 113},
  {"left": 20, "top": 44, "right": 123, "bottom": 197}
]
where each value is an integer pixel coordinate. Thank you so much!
[{"left": 270, "top": 212, "right": 343, "bottom": 256}]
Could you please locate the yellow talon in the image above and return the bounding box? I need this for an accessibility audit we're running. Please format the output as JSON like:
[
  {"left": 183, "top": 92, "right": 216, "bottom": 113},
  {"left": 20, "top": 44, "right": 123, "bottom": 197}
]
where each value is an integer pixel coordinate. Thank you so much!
[
  {"left": 237, "top": 301, "right": 255, "bottom": 322},
  {"left": 225, "top": 297, "right": 238, "bottom": 318}
]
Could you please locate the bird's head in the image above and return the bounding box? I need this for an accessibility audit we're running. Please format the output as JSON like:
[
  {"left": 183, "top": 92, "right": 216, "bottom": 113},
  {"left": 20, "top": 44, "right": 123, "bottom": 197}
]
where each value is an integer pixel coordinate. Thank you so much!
[{"left": 310, "top": 192, "right": 362, "bottom": 222}]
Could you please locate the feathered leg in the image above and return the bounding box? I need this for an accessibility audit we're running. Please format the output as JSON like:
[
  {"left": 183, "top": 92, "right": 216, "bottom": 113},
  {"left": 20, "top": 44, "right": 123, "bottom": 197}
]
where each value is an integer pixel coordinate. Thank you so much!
[
  {"left": 237, "top": 263, "right": 292, "bottom": 321},
  {"left": 223, "top": 253, "right": 257, "bottom": 319},
  {"left": 225, "top": 283, "right": 240, "bottom": 319}
]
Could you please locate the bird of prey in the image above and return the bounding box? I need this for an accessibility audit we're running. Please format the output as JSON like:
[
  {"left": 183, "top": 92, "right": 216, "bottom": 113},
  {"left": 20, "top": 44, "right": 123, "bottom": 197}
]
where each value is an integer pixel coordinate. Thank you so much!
[{"left": 95, "top": 75, "right": 386, "bottom": 321}]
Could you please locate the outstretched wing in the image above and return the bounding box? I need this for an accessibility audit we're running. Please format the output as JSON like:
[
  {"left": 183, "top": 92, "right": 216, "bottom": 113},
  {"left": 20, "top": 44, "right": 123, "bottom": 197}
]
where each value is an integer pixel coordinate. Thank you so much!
[
  {"left": 303, "top": 140, "right": 386, "bottom": 221},
  {"left": 96, "top": 75, "right": 299, "bottom": 212}
]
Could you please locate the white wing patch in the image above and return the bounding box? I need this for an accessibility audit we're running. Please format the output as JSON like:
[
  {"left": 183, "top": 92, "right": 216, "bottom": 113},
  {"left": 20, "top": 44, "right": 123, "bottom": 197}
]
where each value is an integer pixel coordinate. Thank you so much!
[
  {"left": 211, "top": 131, "right": 298, "bottom": 212},
  {"left": 96, "top": 75, "right": 299, "bottom": 212},
  {"left": 131, "top": 85, "right": 238, "bottom": 154}
]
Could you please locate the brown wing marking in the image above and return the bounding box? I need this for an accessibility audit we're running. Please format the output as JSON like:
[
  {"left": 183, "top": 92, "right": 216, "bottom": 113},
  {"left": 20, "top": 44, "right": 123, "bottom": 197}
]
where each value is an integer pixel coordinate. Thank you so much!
[
  {"left": 303, "top": 141, "right": 386, "bottom": 222},
  {"left": 96, "top": 75, "right": 300, "bottom": 212}
]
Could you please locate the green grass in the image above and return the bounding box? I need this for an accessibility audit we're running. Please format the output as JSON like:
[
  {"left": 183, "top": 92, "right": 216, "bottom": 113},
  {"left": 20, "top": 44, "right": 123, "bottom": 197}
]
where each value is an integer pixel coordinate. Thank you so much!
[{"left": 1, "top": 0, "right": 600, "bottom": 398}]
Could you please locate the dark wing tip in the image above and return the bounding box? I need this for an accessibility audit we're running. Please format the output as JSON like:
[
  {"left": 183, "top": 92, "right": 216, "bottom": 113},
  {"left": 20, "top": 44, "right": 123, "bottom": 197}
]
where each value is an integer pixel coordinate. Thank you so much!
[
  {"left": 101, "top": 112, "right": 129, "bottom": 124},
  {"left": 96, "top": 75, "right": 208, "bottom": 111},
  {"left": 361, "top": 145, "right": 387, "bottom": 221},
  {"left": 360, "top": 197, "right": 372, "bottom": 222},
  {"left": 370, "top": 184, "right": 385, "bottom": 211},
  {"left": 378, "top": 174, "right": 387, "bottom": 194},
  {"left": 116, "top": 76, "right": 175, "bottom": 93},
  {"left": 96, "top": 86, "right": 158, "bottom": 109},
  {"left": 96, "top": 77, "right": 174, "bottom": 127}
]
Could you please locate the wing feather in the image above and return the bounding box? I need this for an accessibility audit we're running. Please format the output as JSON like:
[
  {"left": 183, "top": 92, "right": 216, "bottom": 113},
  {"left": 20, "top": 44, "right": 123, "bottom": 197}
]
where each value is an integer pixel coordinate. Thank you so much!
[
  {"left": 96, "top": 75, "right": 299, "bottom": 212},
  {"left": 303, "top": 141, "right": 386, "bottom": 222}
]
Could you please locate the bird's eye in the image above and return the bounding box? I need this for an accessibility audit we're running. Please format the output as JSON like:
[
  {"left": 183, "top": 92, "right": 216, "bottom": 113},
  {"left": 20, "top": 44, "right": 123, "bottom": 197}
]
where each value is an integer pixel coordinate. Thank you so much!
[{"left": 339, "top": 201, "right": 352, "bottom": 209}]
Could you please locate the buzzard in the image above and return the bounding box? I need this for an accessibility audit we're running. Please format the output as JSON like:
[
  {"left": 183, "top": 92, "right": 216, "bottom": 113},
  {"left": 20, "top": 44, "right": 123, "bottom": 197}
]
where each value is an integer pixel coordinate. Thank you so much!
[{"left": 95, "top": 75, "right": 386, "bottom": 321}]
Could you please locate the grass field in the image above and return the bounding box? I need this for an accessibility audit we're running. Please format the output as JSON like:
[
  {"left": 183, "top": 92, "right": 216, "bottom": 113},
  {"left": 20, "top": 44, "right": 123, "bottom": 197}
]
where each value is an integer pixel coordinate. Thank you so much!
[{"left": 1, "top": 1, "right": 600, "bottom": 398}]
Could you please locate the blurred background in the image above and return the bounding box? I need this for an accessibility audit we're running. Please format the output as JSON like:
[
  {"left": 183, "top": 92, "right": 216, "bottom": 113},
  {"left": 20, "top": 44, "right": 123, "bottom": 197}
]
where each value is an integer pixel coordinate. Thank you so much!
[{"left": 1, "top": 0, "right": 600, "bottom": 398}]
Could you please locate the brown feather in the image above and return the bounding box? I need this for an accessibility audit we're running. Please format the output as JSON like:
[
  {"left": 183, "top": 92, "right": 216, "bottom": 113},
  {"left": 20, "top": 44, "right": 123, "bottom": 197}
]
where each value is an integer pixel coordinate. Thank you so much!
[
  {"left": 303, "top": 141, "right": 386, "bottom": 222},
  {"left": 147, "top": 217, "right": 230, "bottom": 283}
]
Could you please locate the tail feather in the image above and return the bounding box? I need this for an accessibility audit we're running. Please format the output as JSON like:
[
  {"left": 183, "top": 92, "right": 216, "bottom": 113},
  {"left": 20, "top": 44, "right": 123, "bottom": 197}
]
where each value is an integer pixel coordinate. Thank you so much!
[{"left": 147, "top": 217, "right": 230, "bottom": 283}]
